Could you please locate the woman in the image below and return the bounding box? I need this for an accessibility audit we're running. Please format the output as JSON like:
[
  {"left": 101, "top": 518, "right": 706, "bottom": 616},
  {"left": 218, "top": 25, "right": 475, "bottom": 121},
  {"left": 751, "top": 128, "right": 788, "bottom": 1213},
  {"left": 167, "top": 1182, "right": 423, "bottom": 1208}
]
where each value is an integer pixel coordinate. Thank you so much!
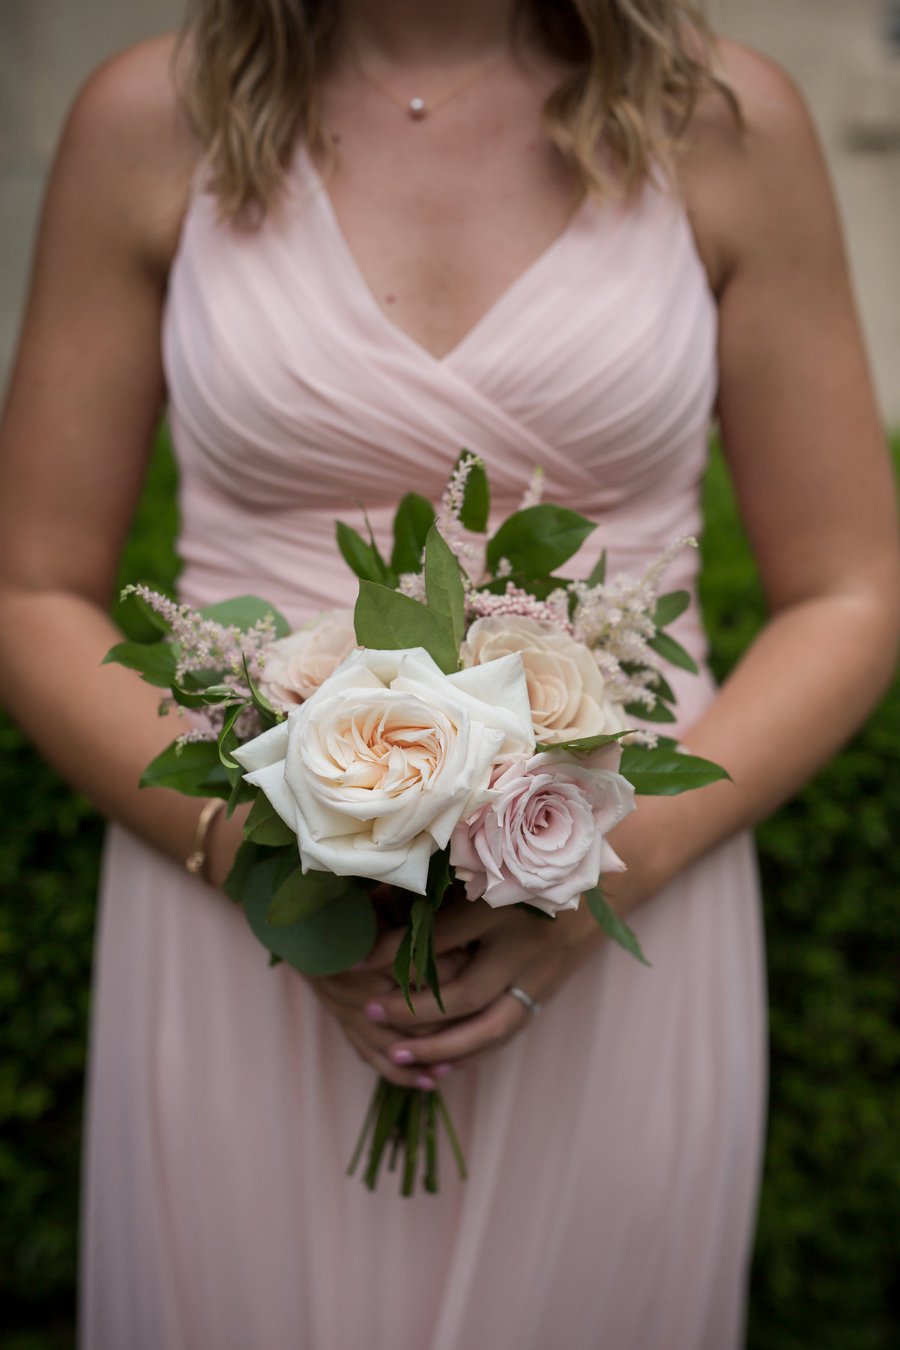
[{"left": 0, "top": 1, "right": 897, "bottom": 1346}]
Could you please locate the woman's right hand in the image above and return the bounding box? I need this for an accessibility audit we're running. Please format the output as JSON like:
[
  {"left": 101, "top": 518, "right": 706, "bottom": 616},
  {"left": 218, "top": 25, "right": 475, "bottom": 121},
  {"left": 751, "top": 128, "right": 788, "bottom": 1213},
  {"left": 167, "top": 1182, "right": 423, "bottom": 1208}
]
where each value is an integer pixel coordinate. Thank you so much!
[{"left": 304, "top": 950, "right": 470, "bottom": 1090}]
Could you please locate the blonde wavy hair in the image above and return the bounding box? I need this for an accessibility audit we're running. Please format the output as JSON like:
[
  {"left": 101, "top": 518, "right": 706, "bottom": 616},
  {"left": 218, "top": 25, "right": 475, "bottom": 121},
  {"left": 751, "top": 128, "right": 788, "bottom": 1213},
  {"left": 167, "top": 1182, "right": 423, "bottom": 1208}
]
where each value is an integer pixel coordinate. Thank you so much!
[{"left": 180, "top": 0, "right": 738, "bottom": 220}]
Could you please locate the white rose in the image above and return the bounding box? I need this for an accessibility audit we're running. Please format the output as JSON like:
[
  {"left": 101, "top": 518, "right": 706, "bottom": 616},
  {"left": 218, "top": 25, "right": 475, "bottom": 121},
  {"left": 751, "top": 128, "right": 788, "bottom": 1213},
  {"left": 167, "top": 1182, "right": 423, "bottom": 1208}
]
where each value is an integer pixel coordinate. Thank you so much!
[
  {"left": 257, "top": 609, "right": 357, "bottom": 707},
  {"left": 460, "top": 616, "right": 628, "bottom": 744},
  {"left": 233, "top": 647, "right": 535, "bottom": 894}
]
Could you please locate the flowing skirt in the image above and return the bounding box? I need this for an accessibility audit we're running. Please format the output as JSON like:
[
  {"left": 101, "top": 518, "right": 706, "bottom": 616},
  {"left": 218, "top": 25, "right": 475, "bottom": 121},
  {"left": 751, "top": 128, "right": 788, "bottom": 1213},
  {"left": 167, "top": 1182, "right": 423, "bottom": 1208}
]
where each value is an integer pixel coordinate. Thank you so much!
[{"left": 80, "top": 821, "right": 766, "bottom": 1350}]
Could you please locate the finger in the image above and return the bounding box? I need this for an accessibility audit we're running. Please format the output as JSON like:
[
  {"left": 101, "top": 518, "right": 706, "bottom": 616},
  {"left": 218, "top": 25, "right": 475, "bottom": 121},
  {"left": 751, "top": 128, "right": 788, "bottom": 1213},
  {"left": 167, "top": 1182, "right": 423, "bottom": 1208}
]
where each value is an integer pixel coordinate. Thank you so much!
[
  {"left": 385, "top": 993, "right": 530, "bottom": 1067},
  {"left": 315, "top": 969, "right": 395, "bottom": 1007},
  {"left": 342, "top": 1025, "right": 453, "bottom": 1091},
  {"left": 368, "top": 929, "right": 538, "bottom": 1028}
]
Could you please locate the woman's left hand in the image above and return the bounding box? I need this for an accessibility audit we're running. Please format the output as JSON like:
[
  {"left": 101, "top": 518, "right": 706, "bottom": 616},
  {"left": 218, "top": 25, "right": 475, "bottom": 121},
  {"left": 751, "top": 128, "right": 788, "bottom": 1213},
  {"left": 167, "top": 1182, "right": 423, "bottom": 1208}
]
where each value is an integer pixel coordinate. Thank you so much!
[{"left": 360, "top": 895, "right": 607, "bottom": 1074}]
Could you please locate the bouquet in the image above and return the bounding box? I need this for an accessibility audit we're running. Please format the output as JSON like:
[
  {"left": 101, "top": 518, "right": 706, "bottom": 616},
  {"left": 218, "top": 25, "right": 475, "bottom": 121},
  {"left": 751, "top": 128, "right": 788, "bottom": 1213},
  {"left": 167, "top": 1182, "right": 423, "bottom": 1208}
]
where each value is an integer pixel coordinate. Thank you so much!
[{"left": 107, "top": 453, "right": 727, "bottom": 1194}]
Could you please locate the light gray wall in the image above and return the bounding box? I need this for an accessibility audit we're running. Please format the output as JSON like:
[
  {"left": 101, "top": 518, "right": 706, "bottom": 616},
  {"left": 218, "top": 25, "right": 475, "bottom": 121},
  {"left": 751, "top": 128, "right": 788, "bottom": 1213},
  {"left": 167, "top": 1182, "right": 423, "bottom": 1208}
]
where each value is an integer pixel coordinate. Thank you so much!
[{"left": 1, "top": 0, "right": 898, "bottom": 420}]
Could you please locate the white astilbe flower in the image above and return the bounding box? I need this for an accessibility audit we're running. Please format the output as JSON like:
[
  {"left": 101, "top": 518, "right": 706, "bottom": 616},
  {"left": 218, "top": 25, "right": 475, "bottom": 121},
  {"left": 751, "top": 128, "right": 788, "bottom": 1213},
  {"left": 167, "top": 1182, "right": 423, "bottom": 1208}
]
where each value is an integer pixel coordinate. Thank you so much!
[
  {"left": 434, "top": 452, "right": 483, "bottom": 576},
  {"left": 397, "top": 571, "right": 427, "bottom": 601},
  {"left": 518, "top": 466, "right": 545, "bottom": 511},
  {"left": 567, "top": 536, "right": 697, "bottom": 709}
]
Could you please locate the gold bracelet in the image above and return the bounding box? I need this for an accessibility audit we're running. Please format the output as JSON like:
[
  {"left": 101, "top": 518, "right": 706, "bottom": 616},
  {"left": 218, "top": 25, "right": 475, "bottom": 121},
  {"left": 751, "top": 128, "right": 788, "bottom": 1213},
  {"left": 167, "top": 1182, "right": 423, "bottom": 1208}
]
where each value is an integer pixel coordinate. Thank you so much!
[{"left": 185, "top": 798, "right": 226, "bottom": 882}]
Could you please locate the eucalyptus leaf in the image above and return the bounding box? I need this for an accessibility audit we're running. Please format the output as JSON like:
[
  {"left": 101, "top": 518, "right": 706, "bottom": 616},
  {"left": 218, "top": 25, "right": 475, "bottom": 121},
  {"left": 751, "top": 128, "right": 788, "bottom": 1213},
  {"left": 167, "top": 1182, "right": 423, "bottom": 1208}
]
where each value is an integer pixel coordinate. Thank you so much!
[
  {"left": 390, "top": 493, "right": 435, "bottom": 574},
  {"left": 619, "top": 745, "right": 731, "bottom": 795},
  {"left": 223, "top": 840, "right": 279, "bottom": 905},
  {"left": 585, "top": 887, "right": 650, "bottom": 966},
  {"left": 103, "top": 639, "right": 176, "bottom": 689},
  {"left": 424, "top": 525, "right": 465, "bottom": 651},
  {"left": 354, "top": 581, "right": 458, "bottom": 673},
  {"left": 244, "top": 794, "right": 295, "bottom": 847},
  {"left": 653, "top": 589, "right": 691, "bottom": 629},
  {"left": 648, "top": 631, "right": 699, "bottom": 676},
  {"left": 140, "top": 740, "right": 230, "bottom": 797},
  {"left": 267, "top": 867, "right": 350, "bottom": 926},
  {"left": 199, "top": 595, "right": 290, "bottom": 638},
  {"left": 486, "top": 504, "right": 596, "bottom": 576},
  {"left": 246, "top": 881, "right": 376, "bottom": 975},
  {"left": 455, "top": 451, "right": 490, "bottom": 532}
]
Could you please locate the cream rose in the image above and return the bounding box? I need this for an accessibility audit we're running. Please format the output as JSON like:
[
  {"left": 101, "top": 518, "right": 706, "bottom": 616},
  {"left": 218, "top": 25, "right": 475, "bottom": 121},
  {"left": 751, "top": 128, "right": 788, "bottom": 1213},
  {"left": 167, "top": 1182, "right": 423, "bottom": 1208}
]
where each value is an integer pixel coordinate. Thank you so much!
[
  {"left": 233, "top": 647, "right": 535, "bottom": 894},
  {"left": 449, "top": 750, "right": 635, "bottom": 916},
  {"left": 257, "top": 609, "right": 357, "bottom": 707},
  {"left": 460, "top": 616, "right": 628, "bottom": 744}
]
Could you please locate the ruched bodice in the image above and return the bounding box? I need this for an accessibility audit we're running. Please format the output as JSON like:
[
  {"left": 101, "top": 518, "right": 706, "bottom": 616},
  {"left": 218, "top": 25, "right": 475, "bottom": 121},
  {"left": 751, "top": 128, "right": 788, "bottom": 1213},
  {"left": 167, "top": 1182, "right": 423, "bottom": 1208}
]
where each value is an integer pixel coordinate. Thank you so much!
[
  {"left": 164, "top": 151, "right": 716, "bottom": 626},
  {"left": 82, "top": 151, "right": 765, "bottom": 1350}
]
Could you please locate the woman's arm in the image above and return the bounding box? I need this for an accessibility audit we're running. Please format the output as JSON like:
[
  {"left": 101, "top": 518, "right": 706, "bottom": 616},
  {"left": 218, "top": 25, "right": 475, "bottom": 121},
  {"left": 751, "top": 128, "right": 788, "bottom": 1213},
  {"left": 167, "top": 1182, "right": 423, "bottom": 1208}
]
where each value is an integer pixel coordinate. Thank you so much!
[
  {"left": 362, "top": 46, "right": 900, "bottom": 1072},
  {"left": 0, "top": 39, "right": 242, "bottom": 877}
]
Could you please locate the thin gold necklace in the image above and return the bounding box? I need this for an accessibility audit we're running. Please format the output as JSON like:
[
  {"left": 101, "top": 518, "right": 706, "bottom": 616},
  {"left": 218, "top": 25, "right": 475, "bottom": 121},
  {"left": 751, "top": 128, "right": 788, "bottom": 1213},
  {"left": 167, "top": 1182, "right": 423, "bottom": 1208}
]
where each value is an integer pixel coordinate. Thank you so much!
[{"left": 349, "top": 47, "right": 508, "bottom": 122}]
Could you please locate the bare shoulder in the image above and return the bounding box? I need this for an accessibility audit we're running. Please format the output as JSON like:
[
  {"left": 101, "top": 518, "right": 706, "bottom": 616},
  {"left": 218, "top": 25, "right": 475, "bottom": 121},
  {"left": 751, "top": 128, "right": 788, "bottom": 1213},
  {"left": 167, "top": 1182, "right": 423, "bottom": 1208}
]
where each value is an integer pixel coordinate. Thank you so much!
[
  {"left": 49, "top": 34, "right": 197, "bottom": 276},
  {"left": 677, "top": 39, "right": 839, "bottom": 293}
]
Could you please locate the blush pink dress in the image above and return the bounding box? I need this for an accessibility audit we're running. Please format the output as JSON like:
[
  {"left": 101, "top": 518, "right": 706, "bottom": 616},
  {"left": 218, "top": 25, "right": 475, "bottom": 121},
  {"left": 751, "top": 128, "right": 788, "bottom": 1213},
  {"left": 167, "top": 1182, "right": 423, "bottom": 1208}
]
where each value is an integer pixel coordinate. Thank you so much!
[{"left": 80, "top": 149, "right": 767, "bottom": 1350}]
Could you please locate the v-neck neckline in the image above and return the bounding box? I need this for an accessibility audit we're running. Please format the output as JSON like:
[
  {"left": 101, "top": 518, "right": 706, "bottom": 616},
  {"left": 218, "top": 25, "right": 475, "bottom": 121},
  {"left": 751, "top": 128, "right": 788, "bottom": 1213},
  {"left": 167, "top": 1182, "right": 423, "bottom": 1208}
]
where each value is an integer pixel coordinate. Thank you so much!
[{"left": 296, "top": 147, "right": 594, "bottom": 367}]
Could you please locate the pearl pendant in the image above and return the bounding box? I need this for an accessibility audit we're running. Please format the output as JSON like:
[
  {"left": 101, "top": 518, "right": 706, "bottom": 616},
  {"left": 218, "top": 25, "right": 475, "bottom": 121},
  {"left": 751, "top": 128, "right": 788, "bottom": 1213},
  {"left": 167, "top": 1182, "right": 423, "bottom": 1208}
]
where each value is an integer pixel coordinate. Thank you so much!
[{"left": 408, "top": 97, "right": 427, "bottom": 120}]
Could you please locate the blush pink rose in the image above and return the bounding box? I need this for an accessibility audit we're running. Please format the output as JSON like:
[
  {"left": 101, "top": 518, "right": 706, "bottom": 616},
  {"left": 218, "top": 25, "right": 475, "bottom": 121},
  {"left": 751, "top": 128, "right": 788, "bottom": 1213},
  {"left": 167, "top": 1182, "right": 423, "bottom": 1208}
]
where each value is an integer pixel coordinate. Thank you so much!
[
  {"left": 257, "top": 610, "right": 357, "bottom": 707},
  {"left": 449, "top": 749, "right": 635, "bottom": 916}
]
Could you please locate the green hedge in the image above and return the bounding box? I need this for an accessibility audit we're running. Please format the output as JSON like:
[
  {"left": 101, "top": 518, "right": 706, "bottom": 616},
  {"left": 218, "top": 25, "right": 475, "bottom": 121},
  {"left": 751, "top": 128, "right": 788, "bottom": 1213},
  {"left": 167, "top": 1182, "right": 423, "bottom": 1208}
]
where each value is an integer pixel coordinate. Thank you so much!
[{"left": 1, "top": 433, "right": 897, "bottom": 1347}]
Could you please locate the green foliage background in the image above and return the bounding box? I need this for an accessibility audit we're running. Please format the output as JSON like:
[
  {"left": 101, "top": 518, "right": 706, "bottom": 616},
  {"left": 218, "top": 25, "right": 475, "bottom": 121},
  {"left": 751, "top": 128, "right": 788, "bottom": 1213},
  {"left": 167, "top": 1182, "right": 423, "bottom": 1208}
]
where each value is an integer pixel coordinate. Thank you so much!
[{"left": 1, "top": 432, "right": 898, "bottom": 1347}]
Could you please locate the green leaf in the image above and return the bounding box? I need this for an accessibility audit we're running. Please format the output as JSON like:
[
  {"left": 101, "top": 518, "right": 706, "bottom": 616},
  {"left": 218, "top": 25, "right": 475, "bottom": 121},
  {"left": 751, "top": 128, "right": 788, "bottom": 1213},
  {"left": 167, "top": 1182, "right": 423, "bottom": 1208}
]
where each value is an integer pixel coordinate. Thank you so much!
[
  {"left": 244, "top": 794, "right": 295, "bottom": 847},
  {"left": 586, "top": 548, "right": 607, "bottom": 586},
  {"left": 619, "top": 745, "right": 731, "bottom": 795},
  {"left": 390, "top": 493, "right": 435, "bottom": 574},
  {"left": 535, "top": 730, "right": 631, "bottom": 754},
  {"left": 241, "top": 653, "right": 280, "bottom": 721},
  {"left": 199, "top": 595, "right": 290, "bottom": 637},
  {"left": 455, "top": 451, "right": 490, "bottom": 531},
  {"left": 222, "top": 839, "right": 277, "bottom": 904},
  {"left": 266, "top": 867, "right": 352, "bottom": 926},
  {"left": 245, "top": 868, "right": 376, "bottom": 975},
  {"left": 649, "top": 671, "right": 677, "bottom": 705},
  {"left": 623, "top": 700, "right": 677, "bottom": 724},
  {"left": 648, "top": 630, "right": 699, "bottom": 676},
  {"left": 170, "top": 683, "right": 238, "bottom": 710},
  {"left": 139, "top": 740, "right": 231, "bottom": 796},
  {"left": 475, "top": 572, "right": 569, "bottom": 600},
  {"left": 118, "top": 588, "right": 174, "bottom": 639},
  {"left": 354, "top": 581, "right": 458, "bottom": 674},
  {"left": 486, "top": 504, "right": 596, "bottom": 576},
  {"left": 217, "top": 701, "right": 249, "bottom": 771},
  {"left": 585, "top": 887, "right": 650, "bottom": 966},
  {"left": 393, "top": 925, "right": 415, "bottom": 1013},
  {"left": 336, "top": 521, "right": 391, "bottom": 585},
  {"left": 653, "top": 589, "right": 691, "bottom": 629},
  {"left": 103, "top": 639, "right": 176, "bottom": 689},
  {"left": 424, "top": 525, "right": 466, "bottom": 652}
]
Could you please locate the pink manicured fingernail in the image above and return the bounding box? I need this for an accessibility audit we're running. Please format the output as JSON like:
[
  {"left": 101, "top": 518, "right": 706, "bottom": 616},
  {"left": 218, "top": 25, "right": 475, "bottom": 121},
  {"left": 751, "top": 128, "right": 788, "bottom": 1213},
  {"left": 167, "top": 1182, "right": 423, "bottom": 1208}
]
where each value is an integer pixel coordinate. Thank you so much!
[
  {"left": 416, "top": 1074, "right": 436, "bottom": 1091},
  {"left": 391, "top": 1048, "right": 415, "bottom": 1065},
  {"left": 364, "top": 1001, "right": 386, "bottom": 1023},
  {"left": 432, "top": 1063, "right": 453, "bottom": 1081}
]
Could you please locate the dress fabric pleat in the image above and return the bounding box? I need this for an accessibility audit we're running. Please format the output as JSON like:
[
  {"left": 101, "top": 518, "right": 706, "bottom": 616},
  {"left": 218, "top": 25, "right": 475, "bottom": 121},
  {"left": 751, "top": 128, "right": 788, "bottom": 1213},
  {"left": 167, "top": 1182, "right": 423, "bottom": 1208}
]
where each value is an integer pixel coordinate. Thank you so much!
[{"left": 80, "top": 149, "right": 767, "bottom": 1350}]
